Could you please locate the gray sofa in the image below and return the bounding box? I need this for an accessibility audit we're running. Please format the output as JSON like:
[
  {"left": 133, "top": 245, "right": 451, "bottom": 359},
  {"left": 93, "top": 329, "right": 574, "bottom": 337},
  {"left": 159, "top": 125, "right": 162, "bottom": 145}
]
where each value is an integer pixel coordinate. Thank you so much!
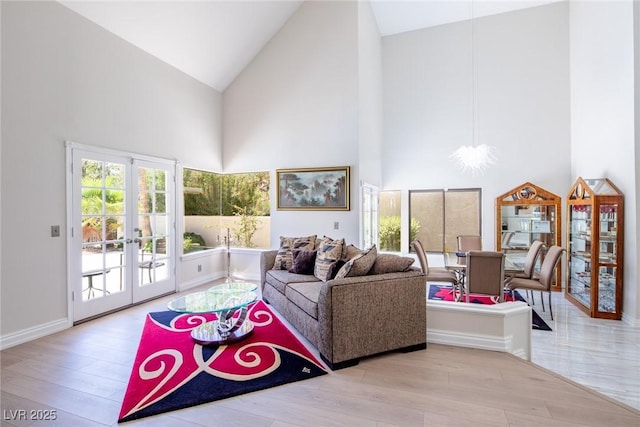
[{"left": 259, "top": 249, "right": 427, "bottom": 370}]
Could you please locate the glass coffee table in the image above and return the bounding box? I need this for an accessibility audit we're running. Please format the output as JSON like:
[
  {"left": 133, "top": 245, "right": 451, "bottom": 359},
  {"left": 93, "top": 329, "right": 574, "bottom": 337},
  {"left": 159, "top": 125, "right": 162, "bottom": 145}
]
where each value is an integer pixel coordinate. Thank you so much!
[{"left": 168, "top": 283, "right": 258, "bottom": 346}]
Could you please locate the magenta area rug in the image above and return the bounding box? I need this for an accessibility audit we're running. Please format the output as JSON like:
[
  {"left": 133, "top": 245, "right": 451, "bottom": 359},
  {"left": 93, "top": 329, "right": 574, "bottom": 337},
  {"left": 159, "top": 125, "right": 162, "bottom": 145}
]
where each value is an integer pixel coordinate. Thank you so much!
[
  {"left": 428, "top": 284, "right": 552, "bottom": 331},
  {"left": 119, "top": 300, "right": 327, "bottom": 423}
]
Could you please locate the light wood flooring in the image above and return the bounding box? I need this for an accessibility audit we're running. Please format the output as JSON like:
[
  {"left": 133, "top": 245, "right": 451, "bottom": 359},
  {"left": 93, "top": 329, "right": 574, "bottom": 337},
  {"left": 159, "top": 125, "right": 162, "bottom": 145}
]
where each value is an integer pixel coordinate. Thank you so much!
[{"left": 1, "top": 281, "right": 639, "bottom": 426}]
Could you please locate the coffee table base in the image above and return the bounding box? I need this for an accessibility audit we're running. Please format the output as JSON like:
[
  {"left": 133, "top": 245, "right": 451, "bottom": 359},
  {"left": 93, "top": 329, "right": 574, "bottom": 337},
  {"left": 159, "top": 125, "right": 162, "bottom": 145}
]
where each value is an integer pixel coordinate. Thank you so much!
[{"left": 191, "top": 320, "right": 254, "bottom": 346}]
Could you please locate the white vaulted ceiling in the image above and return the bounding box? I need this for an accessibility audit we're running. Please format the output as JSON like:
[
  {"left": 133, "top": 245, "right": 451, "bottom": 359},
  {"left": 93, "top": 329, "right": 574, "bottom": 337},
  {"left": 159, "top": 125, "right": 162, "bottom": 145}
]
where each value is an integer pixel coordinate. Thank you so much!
[{"left": 58, "top": 0, "right": 561, "bottom": 92}]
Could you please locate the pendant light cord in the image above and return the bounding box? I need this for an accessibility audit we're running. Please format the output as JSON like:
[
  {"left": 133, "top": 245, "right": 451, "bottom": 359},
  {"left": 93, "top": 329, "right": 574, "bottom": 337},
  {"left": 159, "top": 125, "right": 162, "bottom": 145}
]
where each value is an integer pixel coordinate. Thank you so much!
[{"left": 471, "top": 0, "right": 476, "bottom": 148}]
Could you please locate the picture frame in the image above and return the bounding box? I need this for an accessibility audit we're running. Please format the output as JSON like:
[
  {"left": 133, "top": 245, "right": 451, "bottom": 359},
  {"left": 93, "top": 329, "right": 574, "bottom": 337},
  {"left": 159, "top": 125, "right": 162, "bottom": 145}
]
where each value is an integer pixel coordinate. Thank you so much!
[{"left": 276, "top": 166, "right": 350, "bottom": 210}]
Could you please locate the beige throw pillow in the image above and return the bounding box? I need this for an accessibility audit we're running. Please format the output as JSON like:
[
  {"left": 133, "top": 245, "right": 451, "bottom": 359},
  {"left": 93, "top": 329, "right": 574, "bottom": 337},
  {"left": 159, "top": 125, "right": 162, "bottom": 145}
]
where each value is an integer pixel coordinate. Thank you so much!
[
  {"left": 335, "top": 245, "right": 377, "bottom": 279},
  {"left": 369, "top": 253, "right": 415, "bottom": 274},
  {"left": 314, "top": 236, "right": 345, "bottom": 281},
  {"left": 272, "top": 235, "right": 317, "bottom": 270},
  {"left": 341, "top": 244, "right": 362, "bottom": 262}
]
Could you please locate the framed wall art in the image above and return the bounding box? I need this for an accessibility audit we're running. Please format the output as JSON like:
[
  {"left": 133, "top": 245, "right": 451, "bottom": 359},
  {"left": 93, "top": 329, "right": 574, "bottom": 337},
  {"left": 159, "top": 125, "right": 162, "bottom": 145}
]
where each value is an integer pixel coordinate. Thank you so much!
[{"left": 276, "top": 166, "right": 350, "bottom": 210}]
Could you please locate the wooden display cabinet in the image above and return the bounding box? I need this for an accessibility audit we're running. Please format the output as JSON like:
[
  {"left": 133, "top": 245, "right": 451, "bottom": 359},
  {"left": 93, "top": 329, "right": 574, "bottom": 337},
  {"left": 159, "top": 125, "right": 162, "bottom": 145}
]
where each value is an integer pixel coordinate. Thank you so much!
[
  {"left": 565, "top": 177, "right": 624, "bottom": 319},
  {"left": 495, "top": 182, "right": 562, "bottom": 291}
]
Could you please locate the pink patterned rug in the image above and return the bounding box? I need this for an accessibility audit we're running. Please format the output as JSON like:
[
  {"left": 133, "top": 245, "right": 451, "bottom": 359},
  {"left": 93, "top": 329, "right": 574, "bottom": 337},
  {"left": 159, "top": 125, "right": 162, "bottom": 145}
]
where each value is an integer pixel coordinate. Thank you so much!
[{"left": 119, "top": 300, "right": 327, "bottom": 422}]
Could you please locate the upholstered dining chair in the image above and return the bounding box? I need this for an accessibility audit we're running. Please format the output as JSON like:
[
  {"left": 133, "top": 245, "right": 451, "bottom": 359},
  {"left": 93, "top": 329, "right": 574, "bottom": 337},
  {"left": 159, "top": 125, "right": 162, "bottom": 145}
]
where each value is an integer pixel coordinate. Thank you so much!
[
  {"left": 500, "top": 231, "right": 515, "bottom": 252},
  {"left": 457, "top": 235, "right": 482, "bottom": 264},
  {"left": 412, "top": 240, "right": 458, "bottom": 284},
  {"left": 504, "top": 240, "right": 545, "bottom": 300},
  {"left": 465, "top": 250, "right": 505, "bottom": 303},
  {"left": 505, "top": 245, "right": 565, "bottom": 320}
]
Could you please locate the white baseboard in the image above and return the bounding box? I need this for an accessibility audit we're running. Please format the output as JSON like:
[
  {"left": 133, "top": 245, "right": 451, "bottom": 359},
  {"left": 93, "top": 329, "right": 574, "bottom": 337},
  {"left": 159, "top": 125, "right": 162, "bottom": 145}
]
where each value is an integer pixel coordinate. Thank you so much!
[
  {"left": 427, "top": 328, "right": 527, "bottom": 359},
  {"left": 229, "top": 272, "right": 260, "bottom": 282},
  {"left": 0, "top": 318, "right": 72, "bottom": 351},
  {"left": 621, "top": 311, "right": 640, "bottom": 328}
]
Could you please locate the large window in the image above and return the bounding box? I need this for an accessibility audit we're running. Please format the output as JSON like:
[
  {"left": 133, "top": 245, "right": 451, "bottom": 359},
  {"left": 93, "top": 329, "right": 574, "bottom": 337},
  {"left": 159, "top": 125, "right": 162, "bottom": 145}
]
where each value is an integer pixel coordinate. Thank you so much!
[
  {"left": 183, "top": 169, "right": 270, "bottom": 252},
  {"left": 410, "top": 188, "right": 481, "bottom": 252}
]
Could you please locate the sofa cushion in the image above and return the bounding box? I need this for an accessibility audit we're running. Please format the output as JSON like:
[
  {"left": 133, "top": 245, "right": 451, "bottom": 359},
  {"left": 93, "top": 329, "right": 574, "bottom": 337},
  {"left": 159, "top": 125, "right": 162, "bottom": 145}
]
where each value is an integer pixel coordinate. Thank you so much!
[
  {"left": 314, "top": 236, "right": 345, "bottom": 281},
  {"left": 266, "top": 270, "right": 321, "bottom": 295},
  {"left": 335, "top": 245, "right": 377, "bottom": 279},
  {"left": 370, "top": 254, "right": 415, "bottom": 274},
  {"left": 285, "top": 281, "right": 323, "bottom": 320},
  {"left": 289, "top": 249, "right": 317, "bottom": 274},
  {"left": 272, "top": 235, "right": 317, "bottom": 270}
]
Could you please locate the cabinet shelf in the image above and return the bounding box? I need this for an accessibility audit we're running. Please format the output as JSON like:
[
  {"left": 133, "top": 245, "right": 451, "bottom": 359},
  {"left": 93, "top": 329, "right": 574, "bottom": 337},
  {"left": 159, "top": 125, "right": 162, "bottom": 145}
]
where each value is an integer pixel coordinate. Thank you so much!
[{"left": 565, "top": 177, "right": 623, "bottom": 320}]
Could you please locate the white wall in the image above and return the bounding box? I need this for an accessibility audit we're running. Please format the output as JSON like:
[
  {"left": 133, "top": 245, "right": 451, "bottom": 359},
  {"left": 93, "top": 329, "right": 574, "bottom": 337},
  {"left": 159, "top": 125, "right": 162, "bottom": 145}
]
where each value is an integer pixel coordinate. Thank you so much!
[
  {"left": 1, "top": 2, "right": 223, "bottom": 338},
  {"left": 382, "top": 2, "right": 571, "bottom": 251},
  {"left": 569, "top": 0, "right": 638, "bottom": 324},
  {"left": 357, "top": 1, "right": 383, "bottom": 189},
  {"left": 636, "top": 0, "right": 640, "bottom": 327},
  {"left": 223, "top": 0, "right": 361, "bottom": 246}
]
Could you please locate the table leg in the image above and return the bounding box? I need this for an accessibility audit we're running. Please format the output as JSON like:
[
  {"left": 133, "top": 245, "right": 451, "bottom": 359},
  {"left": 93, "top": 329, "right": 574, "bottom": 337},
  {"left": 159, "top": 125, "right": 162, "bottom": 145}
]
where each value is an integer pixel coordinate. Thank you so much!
[{"left": 190, "top": 306, "right": 254, "bottom": 346}]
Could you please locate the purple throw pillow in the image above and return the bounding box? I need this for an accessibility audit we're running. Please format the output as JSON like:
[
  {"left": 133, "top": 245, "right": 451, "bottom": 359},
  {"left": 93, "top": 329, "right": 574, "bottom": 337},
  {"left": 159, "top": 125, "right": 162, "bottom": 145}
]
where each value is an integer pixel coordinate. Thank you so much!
[{"left": 289, "top": 250, "right": 317, "bottom": 274}]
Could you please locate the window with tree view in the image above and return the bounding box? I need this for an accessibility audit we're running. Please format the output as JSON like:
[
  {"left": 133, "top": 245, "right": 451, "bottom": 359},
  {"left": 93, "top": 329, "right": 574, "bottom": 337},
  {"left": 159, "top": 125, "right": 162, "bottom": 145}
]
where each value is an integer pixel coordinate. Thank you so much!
[
  {"left": 379, "top": 191, "right": 403, "bottom": 252},
  {"left": 183, "top": 169, "right": 270, "bottom": 252}
]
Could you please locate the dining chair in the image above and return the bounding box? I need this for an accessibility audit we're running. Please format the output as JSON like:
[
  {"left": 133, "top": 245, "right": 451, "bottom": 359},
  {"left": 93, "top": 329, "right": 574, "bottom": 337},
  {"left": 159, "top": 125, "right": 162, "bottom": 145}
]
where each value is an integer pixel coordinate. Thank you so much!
[
  {"left": 457, "top": 235, "right": 482, "bottom": 264},
  {"left": 505, "top": 240, "right": 545, "bottom": 301},
  {"left": 500, "top": 231, "right": 515, "bottom": 252},
  {"left": 411, "top": 239, "right": 459, "bottom": 286},
  {"left": 505, "top": 245, "right": 565, "bottom": 320},
  {"left": 465, "top": 250, "right": 505, "bottom": 303}
]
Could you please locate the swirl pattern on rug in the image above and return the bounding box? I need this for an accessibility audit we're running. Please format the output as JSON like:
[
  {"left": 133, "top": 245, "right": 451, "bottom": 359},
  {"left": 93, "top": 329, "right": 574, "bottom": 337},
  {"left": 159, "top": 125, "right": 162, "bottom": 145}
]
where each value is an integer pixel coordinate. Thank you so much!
[{"left": 119, "top": 300, "right": 326, "bottom": 423}]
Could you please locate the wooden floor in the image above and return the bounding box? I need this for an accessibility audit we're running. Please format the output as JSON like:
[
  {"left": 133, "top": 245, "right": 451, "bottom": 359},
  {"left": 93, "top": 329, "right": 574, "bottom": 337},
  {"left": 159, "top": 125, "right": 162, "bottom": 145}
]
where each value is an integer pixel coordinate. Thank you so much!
[{"left": 1, "top": 282, "right": 639, "bottom": 426}]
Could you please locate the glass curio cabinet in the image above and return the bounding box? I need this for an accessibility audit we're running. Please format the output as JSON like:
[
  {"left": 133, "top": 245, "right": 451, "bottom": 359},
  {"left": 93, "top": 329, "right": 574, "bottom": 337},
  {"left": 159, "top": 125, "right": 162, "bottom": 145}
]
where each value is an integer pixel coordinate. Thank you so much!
[
  {"left": 495, "top": 182, "right": 562, "bottom": 291},
  {"left": 565, "top": 177, "right": 624, "bottom": 319}
]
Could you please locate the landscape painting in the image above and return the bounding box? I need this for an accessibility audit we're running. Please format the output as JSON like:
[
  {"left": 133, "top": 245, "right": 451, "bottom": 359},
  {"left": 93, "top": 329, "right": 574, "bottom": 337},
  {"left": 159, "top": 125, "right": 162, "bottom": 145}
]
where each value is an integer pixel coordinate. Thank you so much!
[{"left": 277, "top": 166, "right": 350, "bottom": 210}]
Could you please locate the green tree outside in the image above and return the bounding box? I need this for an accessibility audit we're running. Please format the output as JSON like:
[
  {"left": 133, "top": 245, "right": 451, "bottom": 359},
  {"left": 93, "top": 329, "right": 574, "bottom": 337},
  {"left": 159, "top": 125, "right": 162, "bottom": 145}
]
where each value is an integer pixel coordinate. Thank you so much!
[
  {"left": 183, "top": 170, "right": 270, "bottom": 248},
  {"left": 379, "top": 215, "right": 420, "bottom": 252}
]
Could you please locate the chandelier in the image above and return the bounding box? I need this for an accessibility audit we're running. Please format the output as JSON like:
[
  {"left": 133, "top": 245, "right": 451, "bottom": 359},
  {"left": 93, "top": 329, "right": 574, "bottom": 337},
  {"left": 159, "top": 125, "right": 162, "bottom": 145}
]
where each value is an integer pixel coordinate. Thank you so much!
[
  {"left": 450, "top": 1, "right": 497, "bottom": 175},
  {"left": 450, "top": 143, "right": 496, "bottom": 174}
]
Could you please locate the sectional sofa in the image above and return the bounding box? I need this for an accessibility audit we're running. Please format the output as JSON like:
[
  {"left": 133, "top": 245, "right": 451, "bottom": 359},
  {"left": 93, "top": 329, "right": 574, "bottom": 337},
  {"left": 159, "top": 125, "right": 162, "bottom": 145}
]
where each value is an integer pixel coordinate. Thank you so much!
[{"left": 259, "top": 235, "right": 427, "bottom": 370}]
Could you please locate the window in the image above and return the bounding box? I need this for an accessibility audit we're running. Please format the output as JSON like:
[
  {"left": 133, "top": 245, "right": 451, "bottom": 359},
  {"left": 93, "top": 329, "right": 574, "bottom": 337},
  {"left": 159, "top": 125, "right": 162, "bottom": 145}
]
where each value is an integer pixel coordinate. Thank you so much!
[
  {"left": 379, "top": 190, "right": 402, "bottom": 251},
  {"left": 183, "top": 169, "right": 270, "bottom": 252},
  {"left": 409, "top": 188, "right": 481, "bottom": 252}
]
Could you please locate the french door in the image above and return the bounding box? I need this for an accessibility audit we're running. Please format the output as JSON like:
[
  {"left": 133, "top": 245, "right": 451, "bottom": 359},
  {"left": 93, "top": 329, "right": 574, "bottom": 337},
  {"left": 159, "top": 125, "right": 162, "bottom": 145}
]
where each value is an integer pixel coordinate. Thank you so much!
[
  {"left": 361, "top": 183, "right": 379, "bottom": 249},
  {"left": 68, "top": 144, "right": 176, "bottom": 322}
]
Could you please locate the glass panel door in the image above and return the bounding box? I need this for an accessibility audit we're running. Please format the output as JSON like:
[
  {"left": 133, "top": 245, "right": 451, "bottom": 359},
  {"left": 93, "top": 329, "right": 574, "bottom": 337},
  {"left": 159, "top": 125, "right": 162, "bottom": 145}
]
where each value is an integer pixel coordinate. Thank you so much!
[
  {"left": 361, "top": 184, "right": 379, "bottom": 249},
  {"left": 596, "top": 203, "right": 618, "bottom": 314},
  {"left": 132, "top": 160, "right": 175, "bottom": 301},
  {"left": 70, "top": 146, "right": 175, "bottom": 322}
]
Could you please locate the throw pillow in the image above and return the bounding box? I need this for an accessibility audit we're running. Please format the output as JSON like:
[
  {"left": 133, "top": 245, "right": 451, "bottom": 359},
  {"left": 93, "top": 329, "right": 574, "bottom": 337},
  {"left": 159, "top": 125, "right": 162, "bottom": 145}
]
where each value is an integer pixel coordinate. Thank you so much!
[
  {"left": 335, "top": 245, "right": 378, "bottom": 279},
  {"left": 272, "top": 235, "right": 317, "bottom": 270},
  {"left": 369, "top": 254, "right": 415, "bottom": 274},
  {"left": 341, "top": 244, "right": 362, "bottom": 262},
  {"left": 314, "top": 236, "right": 345, "bottom": 281},
  {"left": 289, "top": 250, "right": 317, "bottom": 274}
]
